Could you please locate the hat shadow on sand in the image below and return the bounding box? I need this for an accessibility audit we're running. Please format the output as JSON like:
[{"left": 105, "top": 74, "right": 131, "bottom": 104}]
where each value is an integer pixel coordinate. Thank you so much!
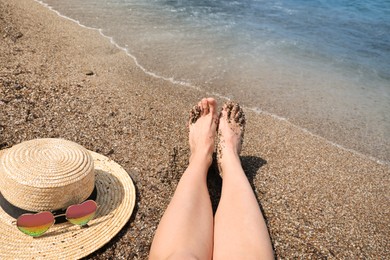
[{"left": 0, "top": 168, "right": 125, "bottom": 238}]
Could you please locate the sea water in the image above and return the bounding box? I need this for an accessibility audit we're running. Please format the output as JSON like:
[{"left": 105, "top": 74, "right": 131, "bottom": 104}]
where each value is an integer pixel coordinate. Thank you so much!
[{"left": 39, "top": 0, "right": 390, "bottom": 162}]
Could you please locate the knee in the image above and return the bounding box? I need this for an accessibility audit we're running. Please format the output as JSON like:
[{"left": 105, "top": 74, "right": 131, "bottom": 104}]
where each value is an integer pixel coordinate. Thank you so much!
[{"left": 165, "top": 251, "right": 200, "bottom": 260}]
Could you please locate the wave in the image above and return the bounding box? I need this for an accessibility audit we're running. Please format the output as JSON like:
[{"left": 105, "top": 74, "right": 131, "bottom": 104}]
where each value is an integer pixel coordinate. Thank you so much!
[{"left": 35, "top": 0, "right": 389, "bottom": 166}]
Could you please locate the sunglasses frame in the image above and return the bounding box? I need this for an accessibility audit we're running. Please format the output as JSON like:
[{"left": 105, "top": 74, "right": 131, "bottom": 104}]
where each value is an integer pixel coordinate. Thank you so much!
[{"left": 13, "top": 200, "right": 98, "bottom": 237}]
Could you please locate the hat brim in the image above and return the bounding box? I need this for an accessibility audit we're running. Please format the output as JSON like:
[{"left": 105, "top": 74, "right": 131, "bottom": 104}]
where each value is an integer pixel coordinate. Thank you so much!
[{"left": 0, "top": 150, "right": 136, "bottom": 259}]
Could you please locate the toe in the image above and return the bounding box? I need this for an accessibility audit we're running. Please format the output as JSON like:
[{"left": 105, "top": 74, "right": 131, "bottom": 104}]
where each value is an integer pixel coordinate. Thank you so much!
[
  {"left": 188, "top": 104, "right": 201, "bottom": 125},
  {"left": 224, "top": 101, "right": 234, "bottom": 122},
  {"left": 220, "top": 104, "right": 227, "bottom": 120},
  {"left": 207, "top": 98, "right": 218, "bottom": 123},
  {"left": 207, "top": 98, "right": 217, "bottom": 115},
  {"left": 201, "top": 98, "right": 209, "bottom": 115},
  {"left": 231, "top": 102, "right": 239, "bottom": 116},
  {"left": 232, "top": 103, "right": 243, "bottom": 123}
]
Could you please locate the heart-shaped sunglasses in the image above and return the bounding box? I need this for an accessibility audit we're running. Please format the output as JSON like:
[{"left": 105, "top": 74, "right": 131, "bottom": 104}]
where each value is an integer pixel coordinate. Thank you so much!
[{"left": 13, "top": 200, "right": 98, "bottom": 237}]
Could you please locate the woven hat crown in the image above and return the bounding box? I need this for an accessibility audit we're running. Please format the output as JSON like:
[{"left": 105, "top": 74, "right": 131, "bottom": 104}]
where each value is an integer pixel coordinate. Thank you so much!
[{"left": 0, "top": 138, "right": 95, "bottom": 211}]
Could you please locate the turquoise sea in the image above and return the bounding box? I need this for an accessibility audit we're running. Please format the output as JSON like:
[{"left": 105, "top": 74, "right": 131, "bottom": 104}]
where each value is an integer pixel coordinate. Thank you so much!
[{"left": 39, "top": 0, "right": 390, "bottom": 162}]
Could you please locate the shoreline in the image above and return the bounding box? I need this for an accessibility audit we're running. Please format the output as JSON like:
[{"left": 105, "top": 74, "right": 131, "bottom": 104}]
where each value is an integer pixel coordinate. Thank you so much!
[
  {"left": 1, "top": 0, "right": 389, "bottom": 259},
  {"left": 38, "top": 0, "right": 390, "bottom": 164}
]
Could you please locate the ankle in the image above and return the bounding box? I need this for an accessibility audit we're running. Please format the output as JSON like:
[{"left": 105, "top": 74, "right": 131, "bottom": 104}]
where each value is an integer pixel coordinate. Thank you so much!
[
  {"left": 189, "top": 151, "right": 213, "bottom": 168},
  {"left": 219, "top": 148, "right": 240, "bottom": 167}
]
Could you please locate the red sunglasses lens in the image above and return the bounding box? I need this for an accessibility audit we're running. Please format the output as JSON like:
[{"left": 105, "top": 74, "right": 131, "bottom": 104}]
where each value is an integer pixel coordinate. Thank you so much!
[
  {"left": 66, "top": 200, "right": 97, "bottom": 226},
  {"left": 16, "top": 211, "right": 55, "bottom": 237}
]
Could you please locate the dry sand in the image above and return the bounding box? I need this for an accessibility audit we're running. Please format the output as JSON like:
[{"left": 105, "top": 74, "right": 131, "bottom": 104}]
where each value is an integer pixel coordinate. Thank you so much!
[{"left": 0, "top": 0, "right": 389, "bottom": 259}]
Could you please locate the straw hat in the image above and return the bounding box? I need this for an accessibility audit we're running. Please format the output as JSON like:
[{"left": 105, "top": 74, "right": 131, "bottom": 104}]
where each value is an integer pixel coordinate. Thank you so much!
[{"left": 0, "top": 138, "right": 136, "bottom": 259}]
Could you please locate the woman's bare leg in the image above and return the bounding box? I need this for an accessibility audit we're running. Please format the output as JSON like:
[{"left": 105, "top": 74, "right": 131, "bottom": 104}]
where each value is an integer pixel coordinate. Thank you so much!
[
  {"left": 213, "top": 102, "right": 274, "bottom": 260},
  {"left": 149, "top": 98, "right": 218, "bottom": 260}
]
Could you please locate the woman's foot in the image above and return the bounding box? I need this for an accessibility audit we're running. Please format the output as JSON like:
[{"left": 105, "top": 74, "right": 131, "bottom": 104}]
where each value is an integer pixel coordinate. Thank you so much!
[
  {"left": 217, "top": 101, "right": 246, "bottom": 176},
  {"left": 188, "top": 98, "right": 219, "bottom": 168}
]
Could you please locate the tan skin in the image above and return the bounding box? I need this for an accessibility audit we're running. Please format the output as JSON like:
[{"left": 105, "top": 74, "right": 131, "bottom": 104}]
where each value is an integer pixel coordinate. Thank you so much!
[{"left": 149, "top": 98, "right": 274, "bottom": 260}]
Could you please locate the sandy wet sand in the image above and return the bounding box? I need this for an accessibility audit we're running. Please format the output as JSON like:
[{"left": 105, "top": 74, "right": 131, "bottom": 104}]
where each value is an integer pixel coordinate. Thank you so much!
[{"left": 0, "top": 0, "right": 389, "bottom": 259}]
